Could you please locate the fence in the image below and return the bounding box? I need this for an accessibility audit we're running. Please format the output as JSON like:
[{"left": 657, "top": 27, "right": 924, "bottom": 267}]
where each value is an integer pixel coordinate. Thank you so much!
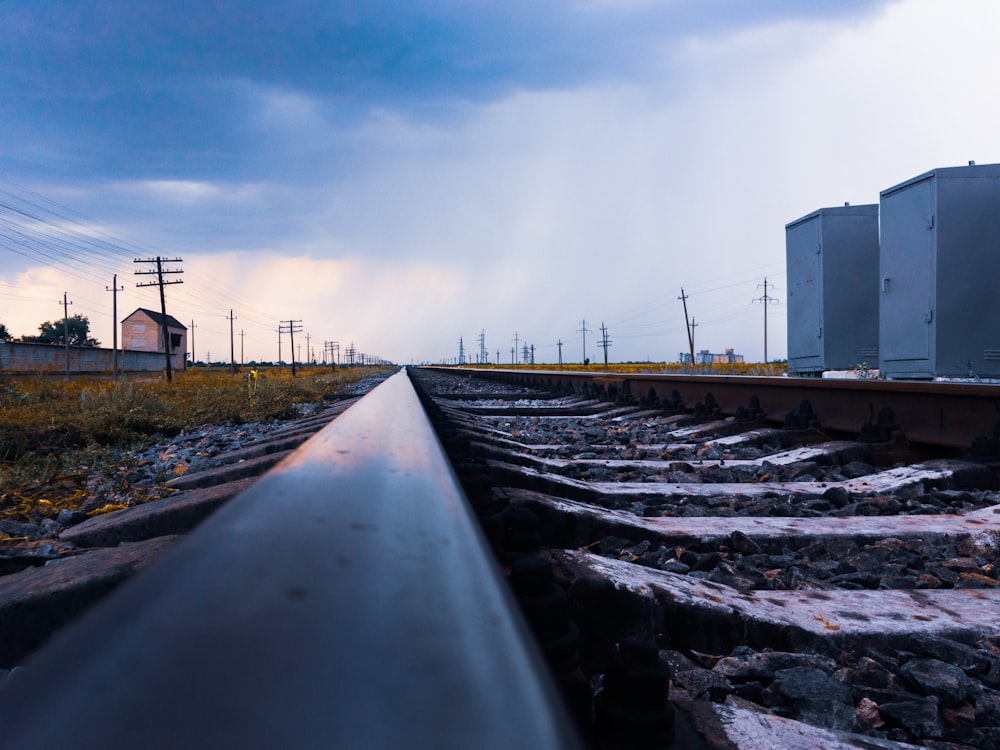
[{"left": 0, "top": 341, "right": 182, "bottom": 374}]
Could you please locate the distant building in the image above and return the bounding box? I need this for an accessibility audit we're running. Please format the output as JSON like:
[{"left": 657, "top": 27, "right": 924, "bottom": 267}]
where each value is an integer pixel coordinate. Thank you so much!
[
  {"left": 678, "top": 348, "right": 744, "bottom": 365},
  {"left": 122, "top": 308, "right": 187, "bottom": 371}
]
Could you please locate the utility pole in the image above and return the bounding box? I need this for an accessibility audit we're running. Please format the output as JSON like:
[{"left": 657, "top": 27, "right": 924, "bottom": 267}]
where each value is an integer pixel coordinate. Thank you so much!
[
  {"left": 478, "top": 329, "right": 487, "bottom": 365},
  {"left": 227, "top": 309, "right": 238, "bottom": 374},
  {"left": 510, "top": 347, "right": 515, "bottom": 365},
  {"left": 753, "top": 278, "right": 779, "bottom": 364},
  {"left": 578, "top": 319, "right": 592, "bottom": 364},
  {"left": 496, "top": 349, "right": 500, "bottom": 366},
  {"left": 279, "top": 320, "right": 303, "bottom": 375},
  {"left": 458, "top": 336, "right": 465, "bottom": 365},
  {"left": 106, "top": 275, "right": 124, "bottom": 379},
  {"left": 678, "top": 288, "right": 695, "bottom": 366},
  {"left": 599, "top": 322, "right": 612, "bottom": 367},
  {"left": 60, "top": 292, "right": 73, "bottom": 377},
  {"left": 239, "top": 329, "right": 245, "bottom": 365},
  {"left": 513, "top": 332, "right": 520, "bottom": 363},
  {"left": 135, "top": 257, "right": 183, "bottom": 381},
  {"left": 276, "top": 328, "right": 283, "bottom": 374},
  {"left": 689, "top": 317, "right": 698, "bottom": 356},
  {"left": 557, "top": 339, "right": 563, "bottom": 369},
  {"left": 530, "top": 344, "right": 535, "bottom": 365},
  {"left": 189, "top": 320, "right": 197, "bottom": 366}
]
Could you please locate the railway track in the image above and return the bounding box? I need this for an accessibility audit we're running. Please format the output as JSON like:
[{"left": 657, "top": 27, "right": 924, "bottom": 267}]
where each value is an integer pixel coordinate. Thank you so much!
[
  {"left": 1, "top": 366, "right": 999, "bottom": 748},
  {"left": 412, "top": 366, "right": 1000, "bottom": 749}
]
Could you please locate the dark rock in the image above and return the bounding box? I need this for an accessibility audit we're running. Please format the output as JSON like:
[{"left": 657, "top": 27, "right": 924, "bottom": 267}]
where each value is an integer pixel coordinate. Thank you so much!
[
  {"left": 841, "top": 460, "right": 875, "bottom": 478},
  {"left": 822, "top": 486, "right": 851, "bottom": 508},
  {"left": 659, "top": 559, "right": 690, "bottom": 575},
  {"left": 55, "top": 509, "right": 87, "bottom": 528},
  {"left": 622, "top": 540, "right": 650, "bottom": 557},
  {"left": 770, "top": 666, "right": 854, "bottom": 730},
  {"left": 908, "top": 634, "right": 993, "bottom": 675},
  {"left": 974, "top": 690, "right": 1000, "bottom": 726},
  {"left": 728, "top": 530, "right": 761, "bottom": 555},
  {"left": 712, "top": 651, "right": 838, "bottom": 681},
  {"left": 983, "top": 660, "right": 1000, "bottom": 691},
  {"left": 691, "top": 551, "right": 722, "bottom": 572},
  {"left": 900, "top": 658, "right": 971, "bottom": 707},
  {"left": 0, "top": 520, "right": 40, "bottom": 539},
  {"left": 672, "top": 666, "right": 734, "bottom": 701},
  {"left": 940, "top": 701, "right": 977, "bottom": 729},
  {"left": 846, "top": 656, "right": 898, "bottom": 690},
  {"left": 732, "top": 681, "right": 766, "bottom": 704},
  {"left": 880, "top": 695, "right": 943, "bottom": 739},
  {"left": 597, "top": 536, "right": 631, "bottom": 555}
]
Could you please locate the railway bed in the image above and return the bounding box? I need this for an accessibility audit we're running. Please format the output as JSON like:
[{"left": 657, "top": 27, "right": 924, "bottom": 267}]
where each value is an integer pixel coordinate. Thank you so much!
[
  {"left": 2, "top": 367, "right": 1000, "bottom": 748},
  {"left": 412, "top": 367, "right": 1000, "bottom": 749}
]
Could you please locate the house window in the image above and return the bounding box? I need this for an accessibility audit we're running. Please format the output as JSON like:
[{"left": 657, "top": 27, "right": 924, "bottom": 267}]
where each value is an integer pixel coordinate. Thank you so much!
[{"left": 171, "top": 333, "right": 182, "bottom": 348}]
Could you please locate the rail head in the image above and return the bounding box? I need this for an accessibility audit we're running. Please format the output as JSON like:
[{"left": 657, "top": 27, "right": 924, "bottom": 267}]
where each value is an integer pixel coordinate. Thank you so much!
[{"left": 0, "top": 369, "right": 580, "bottom": 749}]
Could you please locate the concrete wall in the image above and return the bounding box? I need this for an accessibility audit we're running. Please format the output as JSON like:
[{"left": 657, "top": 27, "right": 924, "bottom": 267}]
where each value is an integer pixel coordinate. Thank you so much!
[{"left": 0, "top": 341, "right": 173, "bottom": 374}]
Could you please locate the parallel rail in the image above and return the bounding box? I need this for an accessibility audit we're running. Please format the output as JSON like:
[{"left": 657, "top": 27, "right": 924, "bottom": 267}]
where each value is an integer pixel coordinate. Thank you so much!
[
  {"left": 431, "top": 367, "right": 1000, "bottom": 450},
  {"left": 0, "top": 369, "right": 581, "bottom": 749}
]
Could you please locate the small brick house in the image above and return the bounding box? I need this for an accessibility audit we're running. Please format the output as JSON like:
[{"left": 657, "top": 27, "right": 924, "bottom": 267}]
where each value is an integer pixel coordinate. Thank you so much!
[{"left": 122, "top": 308, "right": 187, "bottom": 370}]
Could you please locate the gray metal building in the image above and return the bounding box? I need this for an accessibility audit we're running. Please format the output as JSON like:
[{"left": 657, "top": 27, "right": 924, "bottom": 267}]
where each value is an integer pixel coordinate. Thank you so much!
[
  {"left": 785, "top": 204, "right": 880, "bottom": 375},
  {"left": 879, "top": 162, "right": 1000, "bottom": 379}
]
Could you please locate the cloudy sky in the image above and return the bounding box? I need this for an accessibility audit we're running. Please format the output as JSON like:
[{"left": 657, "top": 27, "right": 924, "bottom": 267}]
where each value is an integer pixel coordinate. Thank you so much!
[{"left": 2, "top": 0, "right": 999, "bottom": 366}]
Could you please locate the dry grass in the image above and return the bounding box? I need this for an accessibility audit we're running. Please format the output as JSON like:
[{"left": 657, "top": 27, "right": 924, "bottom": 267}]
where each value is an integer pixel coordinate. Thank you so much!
[{"left": 0, "top": 366, "right": 390, "bottom": 524}]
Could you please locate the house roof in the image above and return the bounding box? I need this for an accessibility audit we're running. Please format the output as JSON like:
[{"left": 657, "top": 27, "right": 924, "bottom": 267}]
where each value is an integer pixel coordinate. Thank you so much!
[{"left": 124, "top": 308, "right": 186, "bottom": 330}]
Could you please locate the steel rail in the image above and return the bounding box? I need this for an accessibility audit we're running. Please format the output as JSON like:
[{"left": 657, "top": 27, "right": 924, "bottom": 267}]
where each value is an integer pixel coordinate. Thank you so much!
[
  {"left": 0, "top": 369, "right": 581, "bottom": 750},
  {"left": 434, "top": 367, "right": 1000, "bottom": 450}
]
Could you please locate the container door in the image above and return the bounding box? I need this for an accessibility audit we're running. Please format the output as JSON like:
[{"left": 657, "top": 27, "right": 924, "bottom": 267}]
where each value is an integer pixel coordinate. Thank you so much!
[
  {"left": 881, "top": 178, "right": 933, "bottom": 363},
  {"left": 786, "top": 217, "right": 823, "bottom": 369}
]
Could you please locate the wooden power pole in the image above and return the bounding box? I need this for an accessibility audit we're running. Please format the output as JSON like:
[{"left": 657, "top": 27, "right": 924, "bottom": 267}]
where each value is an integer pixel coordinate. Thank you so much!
[{"left": 135, "top": 257, "right": 183, "bottom": 381}]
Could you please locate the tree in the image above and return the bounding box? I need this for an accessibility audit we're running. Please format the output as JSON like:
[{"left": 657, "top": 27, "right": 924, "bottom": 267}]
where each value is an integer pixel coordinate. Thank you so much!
[
  {"left": 0, "top": 322, "right": 10, "bottom": 341},
  {"left": 22, "top": 314, "right": 100, "bottom": 347}
]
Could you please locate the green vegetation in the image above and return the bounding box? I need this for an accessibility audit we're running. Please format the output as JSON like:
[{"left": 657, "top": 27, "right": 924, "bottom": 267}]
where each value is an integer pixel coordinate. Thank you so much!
[
  {"left": 20, "top": 314, "right": 99, "bottom": 346},
  {"left": 0, "top": 366, "right": 391, "bottom": 524}
]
